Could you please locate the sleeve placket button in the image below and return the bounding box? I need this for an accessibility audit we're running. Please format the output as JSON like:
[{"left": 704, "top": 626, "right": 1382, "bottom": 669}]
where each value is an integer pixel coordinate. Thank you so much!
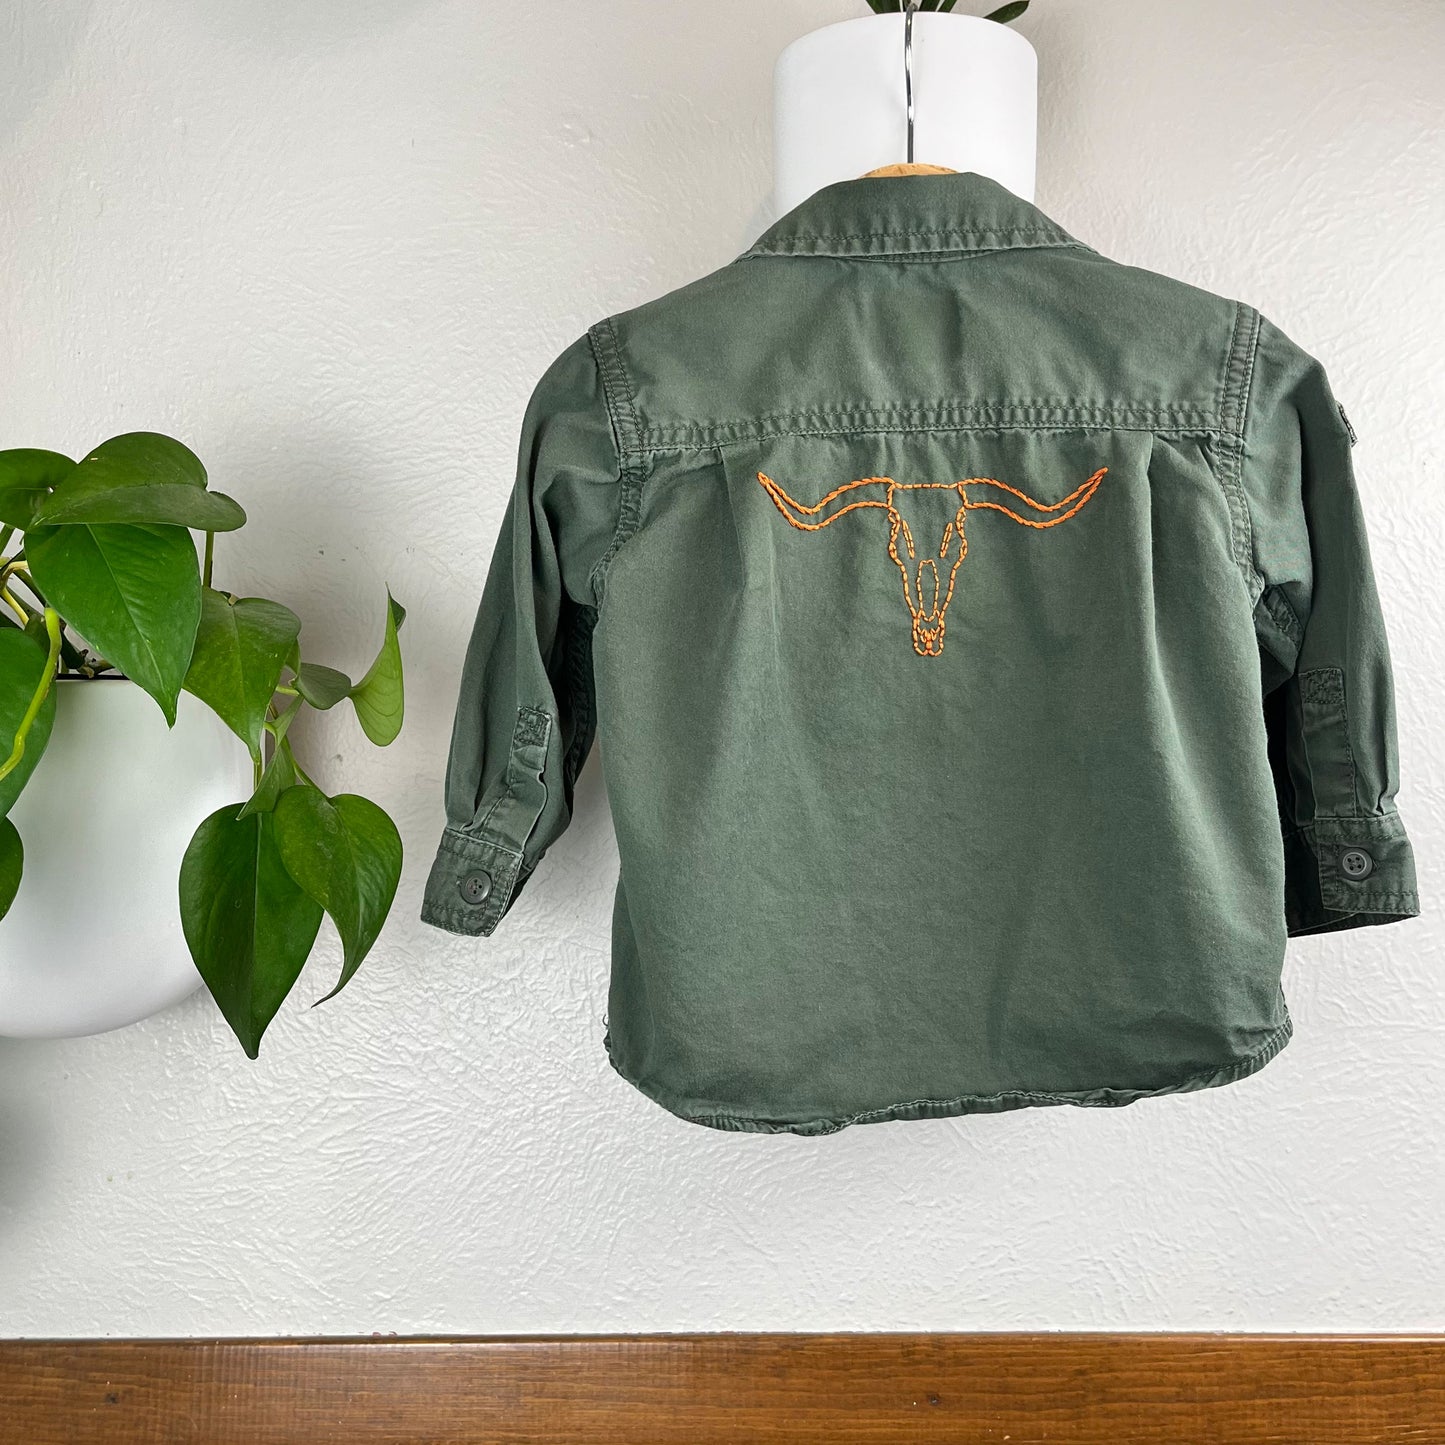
[
  {"left": 459, "top": 871, "right": 494, "bottom": 905},
  {"left": 1340, "top": 848, "right": 1374, "bottom": 882}
]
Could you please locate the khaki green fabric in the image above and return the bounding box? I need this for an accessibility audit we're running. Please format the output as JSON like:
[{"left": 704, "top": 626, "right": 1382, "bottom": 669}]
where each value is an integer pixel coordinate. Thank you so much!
[{"left": 422, "top": 170, "right": 1420, "bottom": 1135}]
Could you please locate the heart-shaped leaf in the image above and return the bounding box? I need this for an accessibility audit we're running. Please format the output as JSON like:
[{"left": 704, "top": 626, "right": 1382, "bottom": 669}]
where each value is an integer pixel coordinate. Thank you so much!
[
  {"left": 273, "top": 787, "right": 402, "bottom": 1002},
  {"left": 26, "top": 522, "right": 201, "bottom": 724},
  {"left": 179, "top": 800, "right": 324, "bottom": 1058},
  {"left": 0, "top": 817, "right": 22, "bottom": 920},
  {"left": 32, "top": 432, "right": 245, "bottom": 531},
  {"left": 0, "top": 627, "right": 58, "bottom": 818},
  {"left": 0, "top": 449, "right": 75, "bottom": 529},
  {"left": 183, "top": 589, "right": 301, "bottom": 762},
  {"left": 350, "top": 592, "right": 405, "bottom": 746}
]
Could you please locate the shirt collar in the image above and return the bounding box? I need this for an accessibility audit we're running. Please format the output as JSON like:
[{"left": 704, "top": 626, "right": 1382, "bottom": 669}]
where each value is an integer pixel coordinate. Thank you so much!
[{"left": 738, "top": 169, "right": 1094, "bottom": 261}]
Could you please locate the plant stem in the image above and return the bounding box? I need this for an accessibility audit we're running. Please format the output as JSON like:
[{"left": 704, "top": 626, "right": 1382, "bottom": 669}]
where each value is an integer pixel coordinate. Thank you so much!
[
  {"left": 7, "top": 567, "right": 44, "bottom": 604},
  {"left": 0, "top": 527, "right": 13, "bottom": 555},
  {"left": 1, "top": 566, "right": 88, "bottom": 674},
  {"left": 0, "top": 587, "right": 29, "bottom": 625},
  {"left": 288, "top": 749, "right": 319, "bottom": 791},
  {"left": 203, "top": 531, "right": 214, "bottom": 589},
  {"left": 0, "top": 607, "right": 62, "bottom": 783},
  {"left": 0, "top": 560, "right": 44, "bottom": 625},
  {"left": 0, "top": 556, "right": 29, "bottom": 594}
]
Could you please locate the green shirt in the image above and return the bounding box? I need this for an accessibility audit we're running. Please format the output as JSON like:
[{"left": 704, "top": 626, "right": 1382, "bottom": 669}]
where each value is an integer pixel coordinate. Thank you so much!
[{"left": 422, "top": 169, "right": 1420, "bottom": 1135}]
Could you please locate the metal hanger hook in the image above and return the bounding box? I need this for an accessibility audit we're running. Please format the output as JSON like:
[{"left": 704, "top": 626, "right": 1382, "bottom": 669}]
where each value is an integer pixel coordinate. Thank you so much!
[{"left": 904, "top": 0, "right": 918, "bottom": 163}]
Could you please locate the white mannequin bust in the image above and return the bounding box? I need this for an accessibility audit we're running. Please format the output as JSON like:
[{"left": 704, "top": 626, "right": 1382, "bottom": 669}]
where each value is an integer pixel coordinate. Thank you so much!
[{"left": 773, "top": 10, "right": 1039, "bottom": 215}]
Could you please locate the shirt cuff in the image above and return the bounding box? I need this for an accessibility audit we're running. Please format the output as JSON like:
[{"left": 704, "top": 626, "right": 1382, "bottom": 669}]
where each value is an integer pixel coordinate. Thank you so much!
[
  {"left": 420, "top": 827, "right": 527, "bottom": 937},
  {"left": 1283, "top": 812, "right": 1421, "bottom": 936}
]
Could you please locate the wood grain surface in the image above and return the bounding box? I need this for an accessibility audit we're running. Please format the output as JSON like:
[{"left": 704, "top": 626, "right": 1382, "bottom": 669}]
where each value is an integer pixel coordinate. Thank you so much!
[{"left": 3, "top": 1332, "right": 1443, "bottom": 1444}]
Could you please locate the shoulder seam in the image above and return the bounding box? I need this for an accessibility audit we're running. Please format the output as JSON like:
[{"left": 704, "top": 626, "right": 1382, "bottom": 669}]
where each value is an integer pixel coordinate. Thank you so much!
[
  {"left": 585, "top": 317, "right": 649, "bottom": 605},
  {"left": 1210, "top": 299, "right": 1264, "bottom": 595},
  {"left": 1221, "top": 299, "right": 1261, "bottom": 436}
]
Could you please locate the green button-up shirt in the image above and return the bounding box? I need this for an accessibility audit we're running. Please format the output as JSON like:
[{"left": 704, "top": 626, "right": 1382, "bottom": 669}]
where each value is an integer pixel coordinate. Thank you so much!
[{"left": 422, "top": 169, "right": 1420, "bottom": 1135}]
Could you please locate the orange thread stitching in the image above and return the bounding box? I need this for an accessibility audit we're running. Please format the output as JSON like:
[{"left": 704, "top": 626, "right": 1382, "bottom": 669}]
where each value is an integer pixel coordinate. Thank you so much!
[{"left": 757, "top": 466, "right": 1106, "bottom": 657}]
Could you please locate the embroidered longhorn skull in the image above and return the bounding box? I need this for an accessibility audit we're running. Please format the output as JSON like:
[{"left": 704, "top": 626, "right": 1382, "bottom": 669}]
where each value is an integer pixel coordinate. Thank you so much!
[{"left": 757, "top": 467, "right": 1107, "bottom": 657}]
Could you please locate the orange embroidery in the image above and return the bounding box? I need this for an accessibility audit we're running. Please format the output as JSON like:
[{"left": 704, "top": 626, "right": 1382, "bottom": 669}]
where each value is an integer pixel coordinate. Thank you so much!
[{"left": 757, "top": 467, "right": 1107, "bottom": 657}]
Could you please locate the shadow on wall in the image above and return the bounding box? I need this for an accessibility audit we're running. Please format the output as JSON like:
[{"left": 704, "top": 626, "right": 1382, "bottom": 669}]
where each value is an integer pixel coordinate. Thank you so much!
[{"left": 0, "top": 1048, "right": 45, "bottom": 1234}]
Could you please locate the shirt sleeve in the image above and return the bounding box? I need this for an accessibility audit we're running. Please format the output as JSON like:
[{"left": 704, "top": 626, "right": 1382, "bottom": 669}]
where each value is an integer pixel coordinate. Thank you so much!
[
  {"left": 1242, "top": 312, "right": 1420, "bottom": 936},
  {"left": 421, "top": 331, "right": 623, "bottom": 937}
]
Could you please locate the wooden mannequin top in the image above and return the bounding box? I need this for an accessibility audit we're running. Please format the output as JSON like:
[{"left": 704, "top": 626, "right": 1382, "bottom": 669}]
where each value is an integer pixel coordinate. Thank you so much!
[{"left": 860, "top": 163, "right": 959, "bottom": 179}]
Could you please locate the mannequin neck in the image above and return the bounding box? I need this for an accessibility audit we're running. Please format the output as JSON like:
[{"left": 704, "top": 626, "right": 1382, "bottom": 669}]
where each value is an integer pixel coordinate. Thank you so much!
[{"left": 773, "top": 13, "right": 1038, "bottom": 213}]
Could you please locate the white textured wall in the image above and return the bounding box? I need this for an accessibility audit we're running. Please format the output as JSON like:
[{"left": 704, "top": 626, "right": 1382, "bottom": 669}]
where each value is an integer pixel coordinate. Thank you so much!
[{"left": 1, "top": 0, "right": 1441, "bottom": 1337}]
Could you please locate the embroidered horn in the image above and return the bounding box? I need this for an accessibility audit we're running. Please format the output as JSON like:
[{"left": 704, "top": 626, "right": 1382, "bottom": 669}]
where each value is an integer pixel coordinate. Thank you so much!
[
  {"left": 961, "top": 468, "right": 1107, "bottom": 528},
  {"left": 756, "top": 472, "right": 892, "bottom": 530}
]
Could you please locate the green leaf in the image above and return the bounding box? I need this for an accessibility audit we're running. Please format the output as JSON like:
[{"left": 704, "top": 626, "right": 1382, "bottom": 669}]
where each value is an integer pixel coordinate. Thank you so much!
[
  {"left": 984, "top": 0, "right": 1029, "bottom": 21},
  {"left": 183, "top": 589, "right": 301, "bottom": 763},
  {"left": 239, "top": 695, "right": 303, "bottom": 819},
  {"left": 32, "top": 432, "right": 245, "bottom": 532},
  {"left": 240, "top": 735, "right": 297, "bottom": 818},
  {"left": 179, "top": 800, "right": 324, "bottom": 1058},
  {"left": 0, "top": 449, "right": 74, "bottom": 529},
  {"left": 294, "top": 661, "right": 354, "bottom": 711},
  {"left": 0, "top": 627, "right": 58, "bottom": 818},
  {"left": 273, "top": 788, "right": 402, "bottom": 1003},
  {"left": 350, "top": 592, "right": 405, "bottom": 746},
  {"left": 89, "top": 432, "right": 209, "bottom": 489},
  {"left": 26, "top": 522, "right": 201, "bottom": 724},
  {"left": 289, "top": 594, "right": 405, "bottom": 746},
  {"left": 0, "top": 817, "right": 21, "bottom": 920},
  {"left": 36, "top": 483, "right": 246, "bottom": 531}
]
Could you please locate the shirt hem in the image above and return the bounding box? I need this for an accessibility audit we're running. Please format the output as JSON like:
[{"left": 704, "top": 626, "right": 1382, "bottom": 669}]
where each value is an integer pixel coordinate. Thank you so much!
[{"left": 603, "top": 1011, "right": 1294, "bottom": 1137}]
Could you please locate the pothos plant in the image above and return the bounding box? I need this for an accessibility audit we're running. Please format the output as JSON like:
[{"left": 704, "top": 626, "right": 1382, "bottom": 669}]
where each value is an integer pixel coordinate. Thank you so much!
[
  {"left": 867, "top": 0, "right": 1030, "bottom": 19},
  {"left": 0, "top": 433, "right": 404, "bottom": 1057}
]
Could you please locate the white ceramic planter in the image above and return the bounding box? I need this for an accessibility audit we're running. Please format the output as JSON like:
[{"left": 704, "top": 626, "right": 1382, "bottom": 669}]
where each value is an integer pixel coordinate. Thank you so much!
[
  {"left": 0, "top": 677, "right": 252, "bottom": 1038},
  {"left": 774, "top": 12, "right": 1038, "bottom": 214}
]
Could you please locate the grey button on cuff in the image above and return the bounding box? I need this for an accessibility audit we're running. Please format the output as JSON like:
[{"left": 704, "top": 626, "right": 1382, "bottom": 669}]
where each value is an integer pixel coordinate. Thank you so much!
[
  {"left": 1340, "top": 848, "right": 1373, "bottom": 882},
  {"left": 1311, "top": 813, "right": 1419, "bottom": 917},
  {"left": 459, "top": 870, "right": 493, "bottom": 905},
  {"left": 420, "top": 828, "right": 524, "bottom": 937}
]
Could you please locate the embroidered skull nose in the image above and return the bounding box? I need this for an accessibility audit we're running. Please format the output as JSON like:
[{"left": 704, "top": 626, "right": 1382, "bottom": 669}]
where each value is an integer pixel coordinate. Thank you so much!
[
  {"left": 758, "top": 467, "right": 1107, "bottom": 657},
  {"left": 900, "top": 528, "right": 959, "bottom": 656}
]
